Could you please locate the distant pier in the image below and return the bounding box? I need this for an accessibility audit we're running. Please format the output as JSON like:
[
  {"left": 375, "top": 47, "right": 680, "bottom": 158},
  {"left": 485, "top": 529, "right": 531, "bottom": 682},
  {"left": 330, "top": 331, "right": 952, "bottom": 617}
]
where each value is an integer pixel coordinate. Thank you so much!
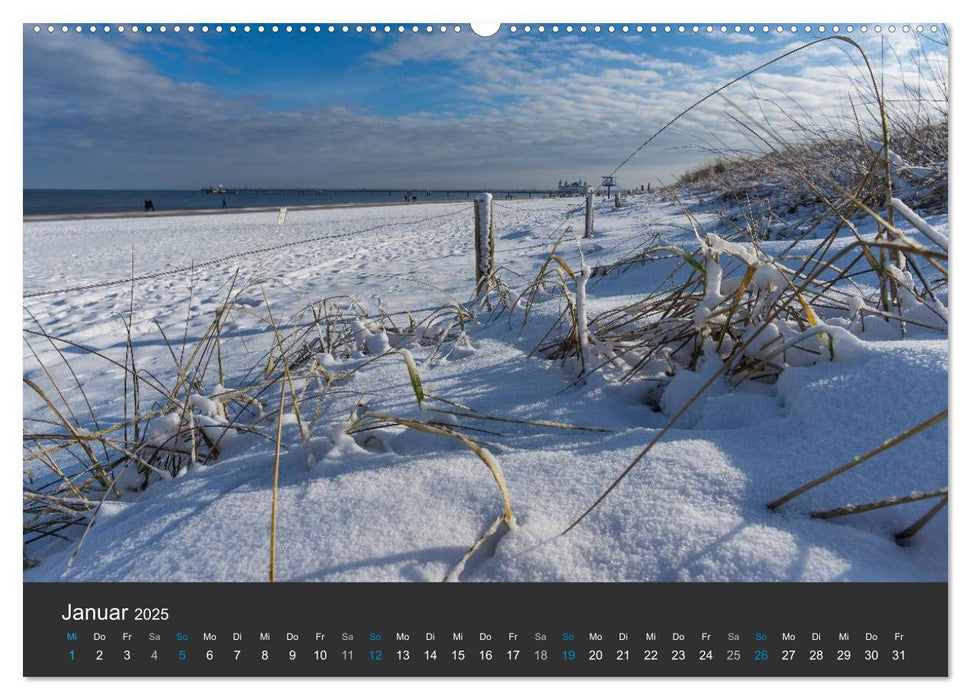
[{"left": 200, "top": 187, "right": 567, "bottom": 198}]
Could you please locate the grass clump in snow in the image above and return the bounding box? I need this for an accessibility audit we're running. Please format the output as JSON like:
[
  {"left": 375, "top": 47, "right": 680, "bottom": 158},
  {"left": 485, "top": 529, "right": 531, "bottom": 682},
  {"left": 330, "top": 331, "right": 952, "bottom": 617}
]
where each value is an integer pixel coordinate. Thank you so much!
[
  {"left": 504, "top": 34, "right": 949, "bottom": 540},
  {"left": 25, "top": 271, "right": 596, "bottom": 576}
]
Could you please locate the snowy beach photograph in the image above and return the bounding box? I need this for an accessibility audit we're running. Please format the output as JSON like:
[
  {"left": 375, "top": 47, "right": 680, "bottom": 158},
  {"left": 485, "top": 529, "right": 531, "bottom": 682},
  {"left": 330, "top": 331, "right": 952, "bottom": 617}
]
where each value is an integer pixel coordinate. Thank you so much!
[{"left": 23, "top": 23, "right": 948, "bottom": 583}]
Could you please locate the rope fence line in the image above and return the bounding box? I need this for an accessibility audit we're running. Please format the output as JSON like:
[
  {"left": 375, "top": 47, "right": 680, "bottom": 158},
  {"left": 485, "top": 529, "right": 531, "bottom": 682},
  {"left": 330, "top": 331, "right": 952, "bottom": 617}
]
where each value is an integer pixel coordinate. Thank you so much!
[
  {"left": 27, "top": 190, "right": 625, "bottom": 303},
  {"left": 492, "top": 197, "right": 589, "bottom": 240},
  {"left": 492, "top": 199, "right": 579, "bottom": 212},
  {"left": 24, "top": 204, "right": 473, "bottom": 300}
]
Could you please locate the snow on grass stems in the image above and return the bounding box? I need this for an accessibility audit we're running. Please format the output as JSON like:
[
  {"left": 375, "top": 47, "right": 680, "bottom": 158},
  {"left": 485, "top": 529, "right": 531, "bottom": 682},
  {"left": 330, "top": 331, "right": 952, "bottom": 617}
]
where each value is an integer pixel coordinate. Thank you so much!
[
  {"left": 767, "top": 410, "right": 947, "bottom": 511},
  {"left": 721, "top": 111, "right": 950, "bottom": 313},
  {"left": 561, "top": 235, "right": 943, "bottom": 536},
  {"left": 715, "top": 264, "right": 756, "bottom": 353},
  {"left": 891, "top": 197, "right": 949, "bottom": 251},
  {"left": 572, "top": 124, "right": 948, "bottom": 380},
  {"left": 399, "top": 349, "right": 424, "bottom": 408},
  {"left": 713, "top": 97, "right": 917, "bottom": 319}
]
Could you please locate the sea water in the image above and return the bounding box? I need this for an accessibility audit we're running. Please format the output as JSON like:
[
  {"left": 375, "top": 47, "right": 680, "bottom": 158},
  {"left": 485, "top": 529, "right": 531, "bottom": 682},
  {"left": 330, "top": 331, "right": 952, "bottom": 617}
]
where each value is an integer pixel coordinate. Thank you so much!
[{"left": 24, "top": 189, "right": 559, "bottom": 216}]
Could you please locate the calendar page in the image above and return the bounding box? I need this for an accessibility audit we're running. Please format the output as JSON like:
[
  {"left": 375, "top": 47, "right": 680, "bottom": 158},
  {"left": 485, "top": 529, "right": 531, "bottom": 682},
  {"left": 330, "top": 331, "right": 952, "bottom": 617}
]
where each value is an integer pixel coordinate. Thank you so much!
[{"left": 21, "top": 15, "right": 949, "bottom": 679}]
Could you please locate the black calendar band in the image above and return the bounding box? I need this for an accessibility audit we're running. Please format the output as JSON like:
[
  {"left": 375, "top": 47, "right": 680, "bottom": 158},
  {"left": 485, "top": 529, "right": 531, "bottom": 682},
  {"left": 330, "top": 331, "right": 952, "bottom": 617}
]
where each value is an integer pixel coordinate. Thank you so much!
[{"left": 24, "top": 582, "right": 947, "bottom": 677}]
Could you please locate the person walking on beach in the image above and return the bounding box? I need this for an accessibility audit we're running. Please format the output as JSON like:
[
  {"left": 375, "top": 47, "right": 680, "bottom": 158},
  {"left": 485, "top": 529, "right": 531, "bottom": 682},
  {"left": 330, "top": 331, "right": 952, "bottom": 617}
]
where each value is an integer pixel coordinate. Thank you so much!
[
  {"left": 144, "top": 198, "right": 155, "bottom": 212},
  {"left": 222, "top": 197, "right": 227, "bottom": 209}
]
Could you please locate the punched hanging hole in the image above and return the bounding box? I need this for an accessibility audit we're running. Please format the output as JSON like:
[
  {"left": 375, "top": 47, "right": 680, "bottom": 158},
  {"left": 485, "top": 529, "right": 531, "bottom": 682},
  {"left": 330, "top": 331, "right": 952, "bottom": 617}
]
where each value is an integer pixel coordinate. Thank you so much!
[{"left": 470, "top": 23, "right": 501, "bottom": 37}]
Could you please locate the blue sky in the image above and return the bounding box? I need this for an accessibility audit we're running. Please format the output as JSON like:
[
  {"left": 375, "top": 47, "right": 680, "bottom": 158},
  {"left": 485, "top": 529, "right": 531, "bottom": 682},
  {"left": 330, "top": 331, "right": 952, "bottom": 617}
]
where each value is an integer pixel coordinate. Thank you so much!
[{"left": 22, "top": 24, "right": 947, "bottom": 189}]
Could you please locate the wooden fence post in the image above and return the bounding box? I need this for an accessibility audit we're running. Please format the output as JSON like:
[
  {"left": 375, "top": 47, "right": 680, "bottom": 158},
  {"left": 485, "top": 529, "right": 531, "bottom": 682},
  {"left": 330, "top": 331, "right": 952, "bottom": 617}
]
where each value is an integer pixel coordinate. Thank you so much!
[
  {"left": 474, "top": 192, "right": 494, "bottom": 294},
  {"left": 584, "top": 187, "right": 595, "bottom": 238}
]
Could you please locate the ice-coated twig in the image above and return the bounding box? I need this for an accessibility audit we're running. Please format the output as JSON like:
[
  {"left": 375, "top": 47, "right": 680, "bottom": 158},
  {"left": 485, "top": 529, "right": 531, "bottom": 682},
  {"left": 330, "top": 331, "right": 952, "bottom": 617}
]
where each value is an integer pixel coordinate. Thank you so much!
[{"left": 891, "top": 197, "right": 949, "bottom": 251}]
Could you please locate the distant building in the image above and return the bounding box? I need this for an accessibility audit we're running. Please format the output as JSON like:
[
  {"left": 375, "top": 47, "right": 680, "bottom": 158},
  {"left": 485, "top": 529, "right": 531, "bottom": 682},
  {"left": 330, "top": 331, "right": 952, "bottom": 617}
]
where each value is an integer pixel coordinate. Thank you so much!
[{"left": 557, "top": 179, "right": 588, "bottom": 196}]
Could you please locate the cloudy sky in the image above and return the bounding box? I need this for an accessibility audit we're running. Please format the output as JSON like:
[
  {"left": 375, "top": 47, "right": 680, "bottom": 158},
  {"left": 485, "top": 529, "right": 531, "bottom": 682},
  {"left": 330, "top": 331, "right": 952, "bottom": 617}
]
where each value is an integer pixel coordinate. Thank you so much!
[{"left": 23, "top": 24, "right": 947, "bottom": 190}]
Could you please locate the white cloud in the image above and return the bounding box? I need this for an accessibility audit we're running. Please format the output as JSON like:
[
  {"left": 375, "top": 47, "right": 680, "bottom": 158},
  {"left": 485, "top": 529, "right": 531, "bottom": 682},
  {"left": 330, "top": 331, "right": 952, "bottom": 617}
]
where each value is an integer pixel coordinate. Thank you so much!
[{"left": 23, "top": 29, "right": 947, "bottom": 189}]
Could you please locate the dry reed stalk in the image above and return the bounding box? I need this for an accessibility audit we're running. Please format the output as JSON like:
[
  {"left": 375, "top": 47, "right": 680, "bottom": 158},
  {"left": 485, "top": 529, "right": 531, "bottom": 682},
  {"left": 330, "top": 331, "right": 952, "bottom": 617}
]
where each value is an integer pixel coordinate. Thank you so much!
[
  {"left": 895, "top": 495, "right": 948, "bottom": 540},
  {"left": 268, "top": 381, "right": 287, "bottom": 582},
  {"left": 768, "top": 410, "right": 947, "bottom": 511},
  {"left": 357, "top": 412, "right": 514, "bottom": 525},
  {"left": 810, "top": 487, "right": 947, "bottom": 520}
]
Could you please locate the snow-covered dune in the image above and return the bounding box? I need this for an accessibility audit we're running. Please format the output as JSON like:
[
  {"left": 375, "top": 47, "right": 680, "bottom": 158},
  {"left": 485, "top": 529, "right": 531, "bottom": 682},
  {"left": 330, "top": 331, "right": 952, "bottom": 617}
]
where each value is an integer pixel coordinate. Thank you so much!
[{"left": 23, "top": 194, "right": 947, "bottom": 582}]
